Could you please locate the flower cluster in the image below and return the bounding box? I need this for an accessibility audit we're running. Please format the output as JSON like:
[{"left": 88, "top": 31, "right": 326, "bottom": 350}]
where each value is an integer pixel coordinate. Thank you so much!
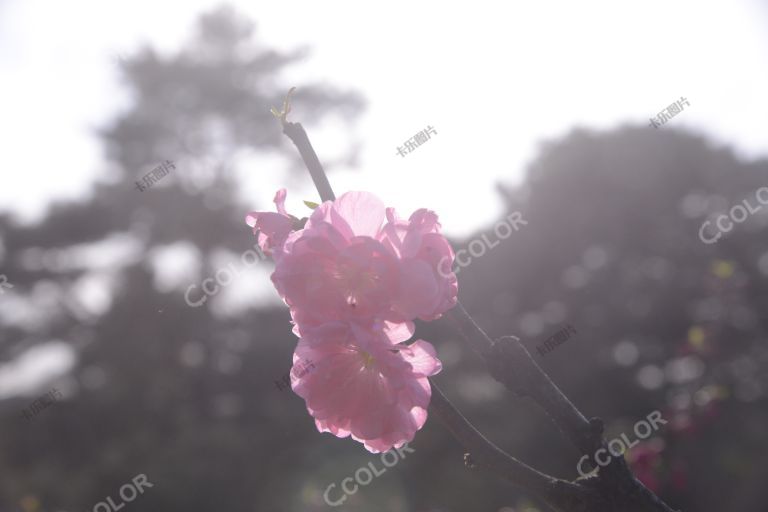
[{"left": 247, "top": 190, "right": 458, "bottom": 452}]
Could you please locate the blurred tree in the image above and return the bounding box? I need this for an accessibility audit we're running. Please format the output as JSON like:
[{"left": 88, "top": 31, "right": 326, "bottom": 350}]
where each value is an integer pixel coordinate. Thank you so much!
[
  {"left": 1, "top": 6, "right": 768, "bottom": 510},
  {"left": 0, "top": 5, "right": 364, "bottom": 511},
  {"left": 453, "top": 126, "right": 768, "bottom": 512}
]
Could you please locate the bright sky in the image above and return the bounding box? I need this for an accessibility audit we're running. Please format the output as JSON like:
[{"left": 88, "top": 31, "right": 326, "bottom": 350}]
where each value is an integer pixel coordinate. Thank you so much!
[{"left": 1, "top": 0, "right": 768, "bottom": 236}]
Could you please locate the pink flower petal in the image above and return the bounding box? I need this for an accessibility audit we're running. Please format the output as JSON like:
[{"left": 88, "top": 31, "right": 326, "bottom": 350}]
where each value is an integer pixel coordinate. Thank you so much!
[
  {"left": 291, "top": 322, "right": 441, "bottom": 453},
  {"left": 332, "top": 191, "right": 386, "bottom": 238}
]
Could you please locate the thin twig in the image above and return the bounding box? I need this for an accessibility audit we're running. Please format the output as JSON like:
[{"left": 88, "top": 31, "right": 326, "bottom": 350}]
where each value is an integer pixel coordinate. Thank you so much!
[
  {"left": 272, "top": 88, "right": 679, "bottom": 512},
  {"left": 446, "top": 304, "right": 598, "bottom": 456},
  {"left": 429, "top": 385, "right": 604, "bottom": 512},
  {"left": 272, "top": 88, "right": 335, "bottom": 202}
]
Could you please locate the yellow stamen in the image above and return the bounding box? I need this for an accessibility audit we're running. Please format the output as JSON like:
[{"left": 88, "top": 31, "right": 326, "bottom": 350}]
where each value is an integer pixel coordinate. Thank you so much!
[{"left": 360, "top": 350, "right": 375, "bottom": 369}]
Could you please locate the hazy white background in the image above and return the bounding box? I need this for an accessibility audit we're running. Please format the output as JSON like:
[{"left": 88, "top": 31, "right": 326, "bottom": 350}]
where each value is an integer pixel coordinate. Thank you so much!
[
  {"left": 1, "top": 0, "right": 767, "bottom": 237},
  {"left": 1, "top": 0, "right": 767, "bottom": 393}
]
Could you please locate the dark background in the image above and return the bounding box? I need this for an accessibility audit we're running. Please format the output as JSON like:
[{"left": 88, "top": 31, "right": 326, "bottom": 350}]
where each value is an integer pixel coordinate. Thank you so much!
[{"left": 1, "top": 6, "right": 767, "bottom": 512}]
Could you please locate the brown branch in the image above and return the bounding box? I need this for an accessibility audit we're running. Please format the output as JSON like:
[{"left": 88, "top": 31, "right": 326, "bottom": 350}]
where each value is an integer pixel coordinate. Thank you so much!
[
  {"left": 272, "top": 92, "right": 335, "bottom": 203},
  {"left": 444, "top": 316, "right": 680, "bottom": 512},
  {"left": 272, "top": 90, "right": 680, "bottom": 512},
  {"left": 445, "top": 305, "right": 599, "bottom": 456},
  {"left": 429, "top": 384, "right": 606, "bottom": 512},
  {"left": 283, "top": 121, "right": 336, "bottom": 202}
]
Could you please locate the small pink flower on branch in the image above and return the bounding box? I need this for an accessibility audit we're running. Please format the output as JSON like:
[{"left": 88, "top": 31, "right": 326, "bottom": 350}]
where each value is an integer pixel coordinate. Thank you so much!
[{"left": 291, "top": 321, "right": 442, "bottom": 453}]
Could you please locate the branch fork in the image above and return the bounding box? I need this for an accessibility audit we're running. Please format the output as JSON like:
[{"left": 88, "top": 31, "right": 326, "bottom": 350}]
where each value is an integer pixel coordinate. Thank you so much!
[{"left": 271, "top": 89, "right": 679, "bottom": 512}]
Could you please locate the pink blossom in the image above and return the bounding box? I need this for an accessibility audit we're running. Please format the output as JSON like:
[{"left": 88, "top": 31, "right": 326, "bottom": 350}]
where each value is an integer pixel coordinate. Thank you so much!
[
  {"left": 271, "top": 191, "right": 457, "bottom": 331},
  {"left": 290, "top": 321, "right": 442, "bottom": 453},
  {"left": 245, "top": 189, "right": 455, "bottom": 451},
  {"left": 274, "top": 231, "right": 401, "bottom": 328},
  {"left": 245, "top": 189, "right": 296, "bottom": 259},
  {"left": 289, "top": 308, "right": 415, "bottom": 344},
  {"left": 378, "top": 207, "right": 458, "bottom": 321}
]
